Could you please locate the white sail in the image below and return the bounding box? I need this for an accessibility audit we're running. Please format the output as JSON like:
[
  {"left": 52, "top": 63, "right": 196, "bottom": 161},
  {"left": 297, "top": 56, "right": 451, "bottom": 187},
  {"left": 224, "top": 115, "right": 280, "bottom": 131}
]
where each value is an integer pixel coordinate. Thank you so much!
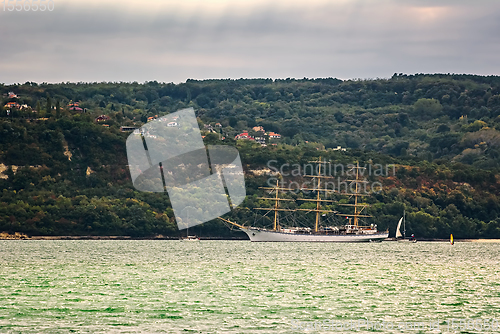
[{"left": 395, "top": 217, "right": 403, "bottom": 238}]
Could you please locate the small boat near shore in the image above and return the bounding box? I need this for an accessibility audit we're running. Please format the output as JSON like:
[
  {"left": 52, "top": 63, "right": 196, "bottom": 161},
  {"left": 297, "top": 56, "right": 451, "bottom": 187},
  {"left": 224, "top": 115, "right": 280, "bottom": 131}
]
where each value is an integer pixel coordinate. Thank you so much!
[
  {"left": 181, "top": 235, "right": 200, "bottom": 241},
  {"left": 395, "top": 210, "right": 416, "bottom": 243}
]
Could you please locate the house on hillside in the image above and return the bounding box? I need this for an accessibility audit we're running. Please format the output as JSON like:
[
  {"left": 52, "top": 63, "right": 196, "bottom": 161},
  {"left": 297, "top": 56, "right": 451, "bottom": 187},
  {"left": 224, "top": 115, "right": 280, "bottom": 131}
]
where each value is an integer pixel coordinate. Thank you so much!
[
  {"left": 95, "top": 115, "right": 110, "bottom": 122},
  {"left": 235, "top": 132, "right": 254, "bottom": 140},
  {"left": 68, "top": 102, "right": 84, "bottom": 112},
  {"left": 268, "top": 132, "right": 281, "bottom": 139},
  {"left": 332, "top": 146, "right": 347, "bottom": 152},
  {"left": 252, "top": 126, "right": 265, "bottom": 133},
  {"left": 255, "top": 137, "right": 266, "bottom": 145},
  {"left": 7, "top": 92, "right": 18, "bottom": 99},
  {"left": 4, "top": 102, "right": 20, "bottom": 109}
]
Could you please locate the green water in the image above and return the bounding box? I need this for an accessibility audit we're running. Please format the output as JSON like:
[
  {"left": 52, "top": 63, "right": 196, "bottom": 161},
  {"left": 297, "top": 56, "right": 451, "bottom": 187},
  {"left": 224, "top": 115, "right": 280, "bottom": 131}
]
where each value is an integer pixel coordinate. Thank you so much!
[{"left": 0, "top": 241, "right": 499, "bottom": 333}]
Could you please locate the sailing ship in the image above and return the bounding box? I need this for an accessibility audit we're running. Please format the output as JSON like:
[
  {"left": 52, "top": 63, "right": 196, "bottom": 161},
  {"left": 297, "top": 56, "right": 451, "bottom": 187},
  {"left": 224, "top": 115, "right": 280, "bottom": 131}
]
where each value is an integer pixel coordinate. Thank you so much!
[{"left": 219, "top": 159, "right": 389, "bottom": 242}]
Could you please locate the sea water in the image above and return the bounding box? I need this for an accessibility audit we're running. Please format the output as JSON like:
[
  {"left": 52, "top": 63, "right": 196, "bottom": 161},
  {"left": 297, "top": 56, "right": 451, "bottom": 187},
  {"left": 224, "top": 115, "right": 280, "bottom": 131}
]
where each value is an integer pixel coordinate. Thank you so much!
[{"left": 0, "top": 240, "right": 499, "bottom": 333}]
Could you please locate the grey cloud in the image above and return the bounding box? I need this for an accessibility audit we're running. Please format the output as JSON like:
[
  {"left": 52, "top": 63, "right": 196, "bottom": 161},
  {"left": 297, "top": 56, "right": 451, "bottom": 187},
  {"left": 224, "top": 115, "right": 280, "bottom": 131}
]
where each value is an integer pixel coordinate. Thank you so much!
[{"left": 1, "top": 1, "right": 500, "bottom": 83}]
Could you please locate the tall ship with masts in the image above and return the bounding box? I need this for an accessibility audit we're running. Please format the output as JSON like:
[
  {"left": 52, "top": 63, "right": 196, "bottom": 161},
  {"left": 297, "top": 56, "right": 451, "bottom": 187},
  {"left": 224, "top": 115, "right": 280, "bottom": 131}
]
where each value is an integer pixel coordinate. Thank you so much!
[{"left": 219, "top": 159, "right": 389, "bottom": 242}]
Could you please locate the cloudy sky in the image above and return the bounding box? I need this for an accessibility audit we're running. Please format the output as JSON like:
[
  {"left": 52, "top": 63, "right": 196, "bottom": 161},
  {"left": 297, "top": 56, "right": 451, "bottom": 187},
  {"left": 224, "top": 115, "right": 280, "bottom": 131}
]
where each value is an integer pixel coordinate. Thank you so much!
[{"left": 1, "top": 0, "right": 499, "bottom": 84}]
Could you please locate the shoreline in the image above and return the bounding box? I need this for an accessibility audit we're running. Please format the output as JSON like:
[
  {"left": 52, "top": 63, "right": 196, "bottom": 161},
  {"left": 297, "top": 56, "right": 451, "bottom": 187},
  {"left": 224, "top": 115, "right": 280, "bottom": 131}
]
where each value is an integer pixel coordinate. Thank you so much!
[
  {"left": 1, "top": 233, "right": 500, "bottom": 242},
  {"left": 0, "top": 232, "right": 247, "bottom": 241}
]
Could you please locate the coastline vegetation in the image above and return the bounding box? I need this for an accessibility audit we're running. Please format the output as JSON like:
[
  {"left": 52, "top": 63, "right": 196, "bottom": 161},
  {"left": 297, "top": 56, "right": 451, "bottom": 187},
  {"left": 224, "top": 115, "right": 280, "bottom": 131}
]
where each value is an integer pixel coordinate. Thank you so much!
[{"left": 1, "top": 74, "right": 499, "bottom": 239}]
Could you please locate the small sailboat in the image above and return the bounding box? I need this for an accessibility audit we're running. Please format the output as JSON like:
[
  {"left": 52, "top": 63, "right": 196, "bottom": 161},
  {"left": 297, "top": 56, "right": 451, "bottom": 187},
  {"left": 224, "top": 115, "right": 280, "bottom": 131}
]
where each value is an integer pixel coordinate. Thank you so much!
[
  {"left": 182, "top": 235, "right": 200, "bottom": 241},
  {"left": 180, "top": 224, "right": 200, "bottom": 241},
  {"left": 450, "top": 234, "right": 454, "bottom": 245},
  {"left": 396, "top": 210, "right": 416, "bottom": 242},
  {"left": 395, "top": 217, "right": 404, "bottom": 239}
]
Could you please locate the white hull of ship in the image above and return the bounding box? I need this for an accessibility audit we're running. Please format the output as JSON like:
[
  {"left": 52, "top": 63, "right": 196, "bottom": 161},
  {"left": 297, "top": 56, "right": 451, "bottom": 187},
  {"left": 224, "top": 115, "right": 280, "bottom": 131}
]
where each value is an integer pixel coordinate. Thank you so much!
[{"left": 241, "top": 228, "right": 388, "bottom": 242}]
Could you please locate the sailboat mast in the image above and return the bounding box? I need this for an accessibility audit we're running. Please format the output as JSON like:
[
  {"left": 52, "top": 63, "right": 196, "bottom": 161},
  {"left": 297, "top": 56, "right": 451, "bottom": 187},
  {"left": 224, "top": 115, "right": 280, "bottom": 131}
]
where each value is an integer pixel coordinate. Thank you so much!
[
  {"left": 315, "top": 157, "right": 322, "bottom": 233},
  {"left": 403, "top": 209, "right": 406, "bottom": 239},
  {"left": 274, "top": 179, "right": 279, "bottom": 231},
  {"left": 353, "top": 162, "right": 359, "bottom": 227}
]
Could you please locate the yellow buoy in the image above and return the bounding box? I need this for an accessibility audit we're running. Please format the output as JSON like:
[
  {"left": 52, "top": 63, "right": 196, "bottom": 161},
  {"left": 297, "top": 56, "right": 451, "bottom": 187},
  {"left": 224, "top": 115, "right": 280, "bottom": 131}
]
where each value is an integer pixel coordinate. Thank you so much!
[{"left": 450, "top": 234, "right": 454, "bottom": 245}]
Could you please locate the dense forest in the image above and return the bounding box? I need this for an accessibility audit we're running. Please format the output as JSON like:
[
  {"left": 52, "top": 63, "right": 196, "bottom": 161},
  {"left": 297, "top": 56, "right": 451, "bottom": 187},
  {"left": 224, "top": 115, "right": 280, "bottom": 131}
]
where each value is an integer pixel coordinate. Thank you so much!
[{"left": 1, "top": 74, "right": 499, "bottom": 239}]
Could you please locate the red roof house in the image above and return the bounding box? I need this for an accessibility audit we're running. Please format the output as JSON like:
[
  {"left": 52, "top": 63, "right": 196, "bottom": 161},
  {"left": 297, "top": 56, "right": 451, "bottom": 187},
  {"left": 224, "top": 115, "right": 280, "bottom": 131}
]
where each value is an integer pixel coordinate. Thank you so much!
[{"left": 235, "top": 132, "right": 255, "bottom": 140}]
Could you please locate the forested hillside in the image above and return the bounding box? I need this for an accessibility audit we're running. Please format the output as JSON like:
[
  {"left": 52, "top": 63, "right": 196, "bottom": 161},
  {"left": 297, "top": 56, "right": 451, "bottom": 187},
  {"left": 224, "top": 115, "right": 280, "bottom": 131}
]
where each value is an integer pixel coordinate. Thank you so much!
[{"left": 1, "top": 74, "right": 499, "bottom": 238}]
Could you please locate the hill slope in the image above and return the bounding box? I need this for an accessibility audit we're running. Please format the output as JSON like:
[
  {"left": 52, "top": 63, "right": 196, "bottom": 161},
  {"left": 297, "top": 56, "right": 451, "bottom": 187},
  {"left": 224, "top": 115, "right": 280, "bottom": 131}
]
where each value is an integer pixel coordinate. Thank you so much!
[{"left": 0, "top": 74, "right": 499, "bottom": 238}]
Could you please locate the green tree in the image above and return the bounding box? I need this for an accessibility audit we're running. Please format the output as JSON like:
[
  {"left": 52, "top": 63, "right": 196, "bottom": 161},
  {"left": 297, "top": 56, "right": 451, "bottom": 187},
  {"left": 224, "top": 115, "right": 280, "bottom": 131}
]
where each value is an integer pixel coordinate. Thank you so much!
[
  {"left": 55, "top": 100, "right": 61, "bottom": 118},
  {"left": 413, "top": 98, "right": 443, "bottom": 119},
  {"left": 46, "top": 95, "right": 52, "bottom": 115},
  {"left": 36, "top": 101, "right": 41, "bottom": 116}
]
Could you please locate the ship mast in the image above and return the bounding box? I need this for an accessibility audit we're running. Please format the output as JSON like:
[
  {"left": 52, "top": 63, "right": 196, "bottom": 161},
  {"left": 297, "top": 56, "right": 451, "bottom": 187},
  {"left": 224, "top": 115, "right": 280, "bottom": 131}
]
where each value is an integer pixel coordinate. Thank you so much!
[
  {"left": 274, "top": 179, "right": 279, "bottom": 230},
  {"left": 354, "top": 162, "right": 359, "bottom": 227},
  {"left": 297, "top": 157, "right": 337, "bottom": 233},
  {"left": 315, "top": 158, "right": 322, "bottom": 232},
  {"left": 337, "top": 161, "right": 371, "bottom": 227},
  {"left": 256, "top": 178, "right": 294, "bottom": 231},
  {"left": 403, "top": 209, "right": 406, "bottom": 239},
  {"left": 255, "top": 160, "right": 371, "bottom": 233}
]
